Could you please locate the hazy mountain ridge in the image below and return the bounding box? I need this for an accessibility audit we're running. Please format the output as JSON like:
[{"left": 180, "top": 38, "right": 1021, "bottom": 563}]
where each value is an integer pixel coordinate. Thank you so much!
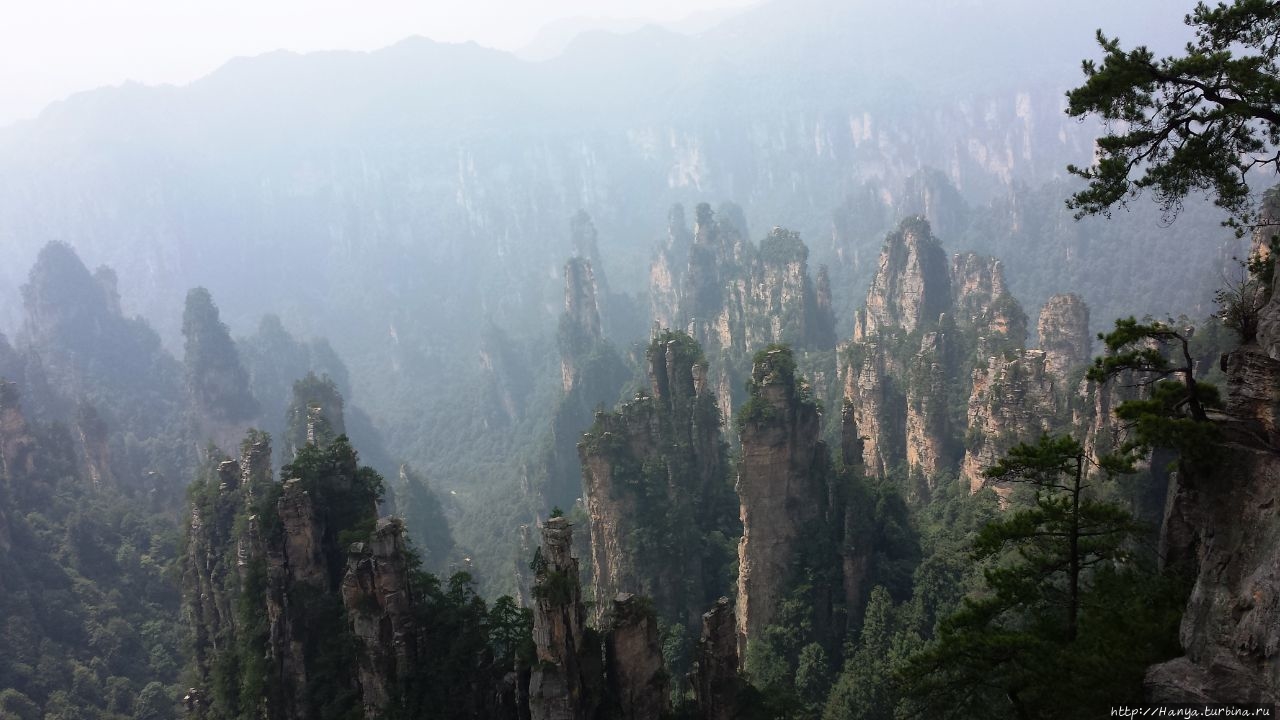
[{"left": 0, "top": 0, "right": 1228, "bottom": 600}]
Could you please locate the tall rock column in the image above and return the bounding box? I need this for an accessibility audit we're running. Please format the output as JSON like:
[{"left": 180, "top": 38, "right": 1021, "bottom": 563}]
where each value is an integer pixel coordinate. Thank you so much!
[
  {"left": 341, "top": 519, "right": 419, "bottom": 718},
  {"left": 903, "top": 326, "right": 955, "bottom": 499},
  {"left": 961, "top": 350, "right": 1061, "bottom": 497},
  {"left": 529, "top": 517, "right": 599, "bottom": 720},
  {"left": 691, "top": 597, "right": 742, "bottom": 720},
  {"left": 605, "top": 593, "right": 670, "bottom": 720},
  {"left": 560, "top": 257, "right": 604, "bottom": 393},
  {"left": 579, "top": 331, "right": 735, "bottom": 630},
  {"left": 1038, "top": 294, "right": 1091, "bottom": 379},
  {"left": 735, "top": 347, "right": 831, "bottom": 654},
  {"left": 860, "top": 217, "right": 951, "bottom": 336}
]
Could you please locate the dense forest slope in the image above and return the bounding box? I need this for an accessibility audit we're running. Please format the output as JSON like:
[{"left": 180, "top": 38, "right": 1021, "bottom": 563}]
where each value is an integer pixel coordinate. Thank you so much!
[{"left": 0, "top": 4, "right": 1233, "bottom": 592}]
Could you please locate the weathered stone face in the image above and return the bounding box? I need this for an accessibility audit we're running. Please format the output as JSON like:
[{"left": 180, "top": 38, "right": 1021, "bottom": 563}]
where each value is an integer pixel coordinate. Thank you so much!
[
  {"left": 951, "top": 252, "right": 1028, "bottom": 345},
  {"left": 0, "top": 382, "right": 37, "bottom": 482},
  {"left": 646, "top": 205, "right": 834, "bottom": 422},
  {"left": 341, "top": 519, "right": 419, "bottom": 718},
  {"left": 843, "top": 220, "right": 1031, "bottom": 495},
  {"left": 1037, "top": 293, "right": 1091, "bottom": 380},
  {"left": 605, "top": 594, "right": 670, "bottom": 720},
  {"left": 691, "top": 597, "right": 741, "bottom": 720},
  {"left": 529, "top": 517, "right": 596, "bottom": 720},
  {"left": 735, "top": 349, "right": 830, "bottom": 654},
  {"left": 561, "top": 257, "right": 604, "bottom": 393},
  {"left": 1147, "top": 331, "right": 1280, "bottom": 703},
  {"left": 579, "top": 332, "right": 734, "bottom": 631},
  {"left": 862, "top": 218, "right": 951, "bottom": 336},
  {"left": 961, "top": 349, "right": 1060, "bottom": 498}
]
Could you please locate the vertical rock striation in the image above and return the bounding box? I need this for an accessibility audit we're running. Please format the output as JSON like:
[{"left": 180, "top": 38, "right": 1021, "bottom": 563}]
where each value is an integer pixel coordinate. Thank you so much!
[
  {"left": 735, "top": 347, "right": 831, "bottom": 652},
  {"left": 841, "top": 217, "right": 1037, "bottom": 499},
  {"left": 529, "top": 517, "right": 600, "bottom": 720},
  {"left": 1146, "top": 216, "right": 1280, "bottom": 702},
  {"left": 605, "top": 594, "right": 670, "bottom": 720},
  {"left": 859, "top": 217, "right": 951, "bottom": 338},
  {"left": 1038, "top": 293, "right": 1091, "bottom": 380},
  {"left": 579, "top": 331, "right": 735, "bottom": 629},
  {"left": 691, "top": 597, "right": 742, "bottom": 720},
  {"left": 342, "top": 519, "right": 419, "bottom": 718},
  {"left": 561, "top": 257, "right": 604, "bottom": 393},
  {"left": 961, "top": 350, "right": 1062, "bottom": 497}
]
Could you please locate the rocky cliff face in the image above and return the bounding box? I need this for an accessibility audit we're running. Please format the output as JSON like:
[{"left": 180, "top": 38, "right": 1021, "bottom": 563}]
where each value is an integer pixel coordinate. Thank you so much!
[
  {"left": 647, "top": 203, "right": 836, "bottom": 421},
  {"left": 1038, "top": 293, "right": 1091, "bottom": 379},
  {"left": 1145, "top": 342, "right": 1280, "bottom": 701},
  {"left": 529, "top": 517, "right": 600, "bottom": 720},
  {"left": 342, "top": 519, "right": 420, "bottom": 718},
  {"left": 842, "top": 337, "right": 905, "bottom": 479},
  {"left": 961, "top": 349, "right": 1061, "bottom": 497},
  {"left": 0, "top": 381, "right": 34, "bottom": 553},
  {"left": 561, "top": 258, "right": 604, "bottom": 394},
  {"left": 0, "top": 381, "right": 35, "bottom": 482},
  {"left": 649, "top": 205, "right": 692, "bottom": 333},
  {"left": 605, "top": 594, "right": 670, "bottom": 720},
  {"left": 1145, "top": 219, "right": 1280, "bottom": 701},
  {"left": 950, "top": 252, "right": 1028, "bottom": 349},
  {"left": 578, "top": 331, "right": 735, "bottom": 629},
  {"left": 183, "top": 432, "right": 429, "bottom": 720},
  {"left": 690, "top": 597, "right": 742, "bottom": 720},
  {"left": 73, "top": 404, "right": 114, "bottom": 488},
  {"left": 735, "top": 347, "right": 832, "bottom": 653},
  {"left": 16, "top": 242, "right": 187, "bottom": 492},
  {"left": 842, "top": 218, "right": 1036, "bottom": 497},
  {"left": 183, "top": 436, "right": 274, "bottom": 718},
  {"left": 903, "top": 326, "right": 957, "bottom": 499},
  {"left": 858, "top": 217, "right": 951, "bottom": 338}
]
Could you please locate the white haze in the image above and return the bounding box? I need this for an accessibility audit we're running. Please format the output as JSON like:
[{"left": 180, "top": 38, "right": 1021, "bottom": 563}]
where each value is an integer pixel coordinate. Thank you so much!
[{"left": 0, "top": 0, "right": 759, "bottom": 127}]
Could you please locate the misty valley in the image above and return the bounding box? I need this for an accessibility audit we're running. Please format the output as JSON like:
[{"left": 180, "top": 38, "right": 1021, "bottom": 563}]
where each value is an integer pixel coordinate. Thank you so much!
[{"left": 1, "top": 1, "right": 1279, "bottom": 719}]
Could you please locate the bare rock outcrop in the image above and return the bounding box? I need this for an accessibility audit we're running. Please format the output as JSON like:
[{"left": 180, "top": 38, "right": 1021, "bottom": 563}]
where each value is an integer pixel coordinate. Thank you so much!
[
  {"left": 1145, "top": 397, "right": 1280, "bottom": 703},
  {"left": 579, "top": 332, "right": 734, "bottom": 630},
  {"left": 1038, "top": 293, "right": 1091, "bottom": 379},
  {"left": 736, "top": 347, "right": 832, "bottom": 653},
  {"left": 529, "top": 517, "right": 600, "bottom": 720},
  {"left": 0, "top": 381, "right": 36, "bottom": 481},
  {"left": 647, "top": 203, "right": 835, "bottom": 421},
  {"left": 951, "top": 252, "right": 1027, "bottom": 347},
  {"left": 961, "top": 350, "right": 1061, "bottom": 497},
  {"left": 903, "top": 327, "right": 956, "bottom": 499},
  {"left": 690, "top": 597, "right": 742, "bottom": 720},
  {"left": 605, "top": 594, "right": 670, "bottom": 720},
  {"left": 342, "top": 519, "right": 419, "bottom": 718},
  {"left": 1146, "top": 213, "right": 1280, "bottom": 701},
  {"left": 561, "top": 257, "right": 604, "bottom": 393},
  {"left": 859, "top": 217, "right": 951, "bottom": 338}
]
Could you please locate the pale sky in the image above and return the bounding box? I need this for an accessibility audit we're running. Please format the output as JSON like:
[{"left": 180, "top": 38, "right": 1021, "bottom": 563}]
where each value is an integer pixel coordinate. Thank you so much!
[{"left": 0, "top": 0, "right": 758, "bottom": 127}]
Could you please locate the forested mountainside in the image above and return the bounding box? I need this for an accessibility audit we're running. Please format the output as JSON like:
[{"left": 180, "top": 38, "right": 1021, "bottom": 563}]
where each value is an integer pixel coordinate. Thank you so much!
[
  {"left": 0, "top": 0, "right": 1236, "bottom": 597},
  {"left": 5, "top": 0, "right": 1280, "bottom": 717}
]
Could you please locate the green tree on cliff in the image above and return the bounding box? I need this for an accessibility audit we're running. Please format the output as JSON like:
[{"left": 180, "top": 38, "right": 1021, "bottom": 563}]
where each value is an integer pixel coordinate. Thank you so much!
[
  {"left": 899, "top": 435, "right": 1179, "bottom": 719},
  {"left": 1086, "top": 317, "right": 1221, "bottom": 463},
  {"left": 1066, "top": 0, "right": 1280, "bottom": 231}
]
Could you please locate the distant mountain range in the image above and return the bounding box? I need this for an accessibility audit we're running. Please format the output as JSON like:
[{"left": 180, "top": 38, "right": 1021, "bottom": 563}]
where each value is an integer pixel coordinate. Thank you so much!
[{"left": 0, "top": 0, "right": 1224, "bottom": 515}]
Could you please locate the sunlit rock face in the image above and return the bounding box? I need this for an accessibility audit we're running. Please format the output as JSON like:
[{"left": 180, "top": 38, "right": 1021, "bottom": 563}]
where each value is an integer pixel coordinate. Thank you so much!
[
  {"left": 579, "top": 331, "right": 734, "bottom": 630},
  {"left": 1037, "top": 293, "right": 1091, "bottom": 380},
  {"left": 735, "top": 348, "right": 831, "bottom": 654},
  {"left": 529, "top": 517, "right": 597, "bottom": 720}
]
